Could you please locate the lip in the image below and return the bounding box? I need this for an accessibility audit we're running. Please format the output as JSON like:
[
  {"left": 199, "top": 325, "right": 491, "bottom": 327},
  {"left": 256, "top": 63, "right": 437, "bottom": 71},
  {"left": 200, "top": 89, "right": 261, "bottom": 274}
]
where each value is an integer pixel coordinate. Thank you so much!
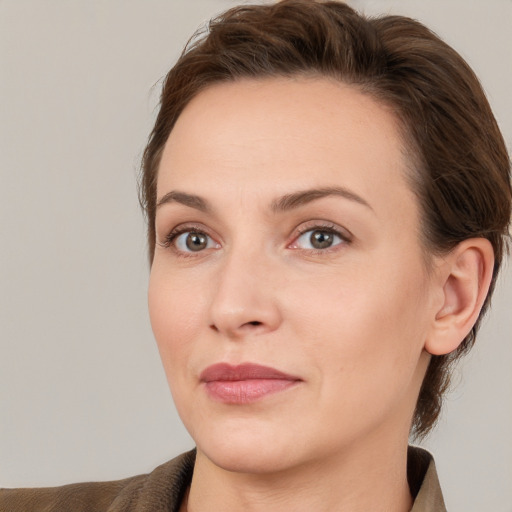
[{"left": 200, "top": 363, "right": 302, "bottom": 404}]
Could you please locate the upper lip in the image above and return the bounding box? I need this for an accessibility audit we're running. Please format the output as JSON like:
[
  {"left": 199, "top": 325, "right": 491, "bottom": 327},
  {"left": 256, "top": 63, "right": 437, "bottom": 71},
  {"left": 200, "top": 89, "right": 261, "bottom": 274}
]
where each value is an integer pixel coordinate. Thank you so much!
[{"left": 200, "top": 363, "right": 301, "bottom": 382}]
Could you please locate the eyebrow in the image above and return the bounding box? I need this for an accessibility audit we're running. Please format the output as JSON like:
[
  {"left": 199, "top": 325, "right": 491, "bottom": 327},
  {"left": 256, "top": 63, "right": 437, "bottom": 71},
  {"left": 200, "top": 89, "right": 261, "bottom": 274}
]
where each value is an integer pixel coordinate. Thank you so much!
[
  {"left": 156, "top": 186, "right": 373, "bottom": 214},
  {"left": 156, "top": 191, "right": 210, "bottom": 213},
  {"left": 271, "top": 186, "right": 373, "bottom": 213}
]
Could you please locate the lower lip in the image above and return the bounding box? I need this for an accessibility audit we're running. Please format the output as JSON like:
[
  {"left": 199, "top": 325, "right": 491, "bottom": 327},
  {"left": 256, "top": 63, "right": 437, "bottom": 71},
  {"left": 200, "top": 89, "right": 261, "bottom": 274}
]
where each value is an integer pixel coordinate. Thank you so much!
[{"left": 204, "top": 379, "right": 299, "bottom": 404}]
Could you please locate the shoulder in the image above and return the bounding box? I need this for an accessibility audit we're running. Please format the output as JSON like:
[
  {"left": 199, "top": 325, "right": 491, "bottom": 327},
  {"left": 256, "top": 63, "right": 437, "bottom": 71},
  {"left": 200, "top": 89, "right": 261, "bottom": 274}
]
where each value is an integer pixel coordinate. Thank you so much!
[
  {"left": 0, "top": 450, "right": 196, "bottom": 512},
  {"left": 0, "top": 475, "right": 143, "bottom": 512}
]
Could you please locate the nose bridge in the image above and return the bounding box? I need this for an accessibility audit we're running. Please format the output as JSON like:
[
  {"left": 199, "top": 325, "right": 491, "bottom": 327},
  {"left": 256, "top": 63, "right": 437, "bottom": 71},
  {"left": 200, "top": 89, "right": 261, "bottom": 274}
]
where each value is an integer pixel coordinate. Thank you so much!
[{"left": 208, "top": 237, "right": 281, "bottom": 337}]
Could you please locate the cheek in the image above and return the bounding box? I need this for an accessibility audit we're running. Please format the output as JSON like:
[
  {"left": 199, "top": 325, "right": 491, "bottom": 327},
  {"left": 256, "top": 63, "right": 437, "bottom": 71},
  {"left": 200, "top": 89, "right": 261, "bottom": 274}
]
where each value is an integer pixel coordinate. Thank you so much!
[
  {"left": 148, "top": 266, "right": 206, "bottom": 368},
  {"left": 291, "top": 254, "right": 430, "bottom": 386}
]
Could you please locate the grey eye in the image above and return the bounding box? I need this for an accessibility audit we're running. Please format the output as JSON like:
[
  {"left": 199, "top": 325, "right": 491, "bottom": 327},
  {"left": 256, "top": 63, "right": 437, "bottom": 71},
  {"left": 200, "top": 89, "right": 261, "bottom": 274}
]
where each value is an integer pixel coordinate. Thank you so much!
[
  {"left": 175, "top": 231, "right": 214, "bottom": 252},
  {"left": 295, "top": 229, "right": 343, "bottom": 250},
  {"left": 311, "top": 230, "right": 335, "bottom": 249}
]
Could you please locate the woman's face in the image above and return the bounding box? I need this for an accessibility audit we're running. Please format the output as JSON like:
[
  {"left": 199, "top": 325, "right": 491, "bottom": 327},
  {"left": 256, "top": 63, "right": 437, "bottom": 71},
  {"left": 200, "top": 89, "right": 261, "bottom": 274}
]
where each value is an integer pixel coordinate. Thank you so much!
[{"left": 149, "top": 78, "right": 437, "bottom": 473}]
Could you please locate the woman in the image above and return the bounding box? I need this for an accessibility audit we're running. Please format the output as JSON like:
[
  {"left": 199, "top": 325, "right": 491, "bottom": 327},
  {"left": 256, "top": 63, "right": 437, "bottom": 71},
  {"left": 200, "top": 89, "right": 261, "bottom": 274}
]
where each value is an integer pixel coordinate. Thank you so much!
[{"left": 1, "top": 1, "right": 510, "bottom": 511}]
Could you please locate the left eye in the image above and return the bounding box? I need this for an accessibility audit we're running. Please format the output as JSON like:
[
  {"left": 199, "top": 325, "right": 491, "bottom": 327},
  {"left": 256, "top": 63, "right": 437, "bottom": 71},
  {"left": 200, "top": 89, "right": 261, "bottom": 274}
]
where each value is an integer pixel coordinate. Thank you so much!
[
  {"left": 293, "top": 229, "right": 344, "bottom": 250},
  {"left": 174, "top": 231, "right": 217, "bottom": 252}
]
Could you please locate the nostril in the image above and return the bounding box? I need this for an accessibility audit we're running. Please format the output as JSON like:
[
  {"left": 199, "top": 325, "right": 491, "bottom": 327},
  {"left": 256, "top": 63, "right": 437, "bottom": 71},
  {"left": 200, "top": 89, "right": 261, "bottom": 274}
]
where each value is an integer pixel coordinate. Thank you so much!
[{"left": 247, "top": 321, "right": 262, "bottom": 326}]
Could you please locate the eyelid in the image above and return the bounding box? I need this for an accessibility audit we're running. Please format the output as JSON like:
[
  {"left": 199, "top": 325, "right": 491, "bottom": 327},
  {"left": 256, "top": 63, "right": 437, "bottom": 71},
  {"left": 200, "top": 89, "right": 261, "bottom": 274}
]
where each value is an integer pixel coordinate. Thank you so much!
[
  {"left": 288, "top": 221, "right": 353, "bottom": 250},
  {"left": 158, "top": 222, "right": 220, "bottom": 251}
]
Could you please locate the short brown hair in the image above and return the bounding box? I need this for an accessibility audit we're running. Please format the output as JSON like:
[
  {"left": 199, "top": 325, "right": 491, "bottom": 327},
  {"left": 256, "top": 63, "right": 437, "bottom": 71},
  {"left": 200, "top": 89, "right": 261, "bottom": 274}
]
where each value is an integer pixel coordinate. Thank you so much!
[{"left": 140, "top": 0, "right": 511, "bottom": 437}]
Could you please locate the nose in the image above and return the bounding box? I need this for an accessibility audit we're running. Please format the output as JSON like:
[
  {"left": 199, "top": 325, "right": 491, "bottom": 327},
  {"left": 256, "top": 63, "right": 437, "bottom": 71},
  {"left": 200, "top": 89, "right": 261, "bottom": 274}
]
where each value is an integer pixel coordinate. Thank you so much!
[{"left": 208, "top": 247, "right": 282, "bottom": 339}]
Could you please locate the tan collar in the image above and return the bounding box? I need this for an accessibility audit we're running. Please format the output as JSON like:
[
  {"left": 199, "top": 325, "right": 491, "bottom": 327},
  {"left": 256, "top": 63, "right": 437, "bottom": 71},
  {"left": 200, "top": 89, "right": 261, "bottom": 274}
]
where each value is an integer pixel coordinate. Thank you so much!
[{"left": 409, "top": 446, "right": 447, "bottom": 511}]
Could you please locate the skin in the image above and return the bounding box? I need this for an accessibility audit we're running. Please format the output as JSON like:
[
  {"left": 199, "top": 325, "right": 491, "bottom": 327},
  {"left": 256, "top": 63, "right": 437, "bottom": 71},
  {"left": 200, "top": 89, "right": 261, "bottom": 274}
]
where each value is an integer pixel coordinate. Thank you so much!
[{"left": 148, "top": 77, "right": 492, "bottom": 511}]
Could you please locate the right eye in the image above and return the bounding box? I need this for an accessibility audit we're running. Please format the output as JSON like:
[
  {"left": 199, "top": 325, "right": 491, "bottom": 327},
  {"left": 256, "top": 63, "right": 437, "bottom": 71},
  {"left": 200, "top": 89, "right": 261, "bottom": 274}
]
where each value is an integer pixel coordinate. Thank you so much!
[{"left": 169, "top": 230, "right": 219, "bottom": 253}]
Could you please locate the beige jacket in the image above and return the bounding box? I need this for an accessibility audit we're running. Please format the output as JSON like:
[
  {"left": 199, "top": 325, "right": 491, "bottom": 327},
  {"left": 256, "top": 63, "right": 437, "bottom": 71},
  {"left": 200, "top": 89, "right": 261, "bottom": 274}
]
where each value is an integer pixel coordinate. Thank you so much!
[{"left": 0, "top": 446, "right": 446, "bottom": 511}]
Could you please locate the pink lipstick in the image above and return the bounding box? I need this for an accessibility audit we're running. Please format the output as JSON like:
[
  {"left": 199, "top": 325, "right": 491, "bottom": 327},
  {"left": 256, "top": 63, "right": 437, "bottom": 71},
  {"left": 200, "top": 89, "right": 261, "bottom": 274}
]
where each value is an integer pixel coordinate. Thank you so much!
[{"left": 200, "top": 363, "right": 301, "bottom": 404}]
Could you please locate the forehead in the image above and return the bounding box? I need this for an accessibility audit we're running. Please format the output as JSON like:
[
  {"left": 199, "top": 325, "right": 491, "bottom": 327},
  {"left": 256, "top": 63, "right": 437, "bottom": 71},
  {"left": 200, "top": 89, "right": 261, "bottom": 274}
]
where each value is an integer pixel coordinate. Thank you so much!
[{"left": 158, "top": 77, "right": 415, "bottom": 218}]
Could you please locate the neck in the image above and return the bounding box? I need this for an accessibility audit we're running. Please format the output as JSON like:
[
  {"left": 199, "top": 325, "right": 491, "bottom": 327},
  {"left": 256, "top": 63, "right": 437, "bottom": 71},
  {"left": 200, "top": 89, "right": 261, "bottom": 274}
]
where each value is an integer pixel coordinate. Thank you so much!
[{"left": 185, "top": 433, "right": 413, "bottom": 512}]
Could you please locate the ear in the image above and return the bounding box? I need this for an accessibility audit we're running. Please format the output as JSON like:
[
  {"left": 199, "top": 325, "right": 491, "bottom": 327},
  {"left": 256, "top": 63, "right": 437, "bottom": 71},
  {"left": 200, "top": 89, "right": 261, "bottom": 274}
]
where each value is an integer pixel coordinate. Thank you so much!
[{"left": 425, "top": 238, "right": 494, "bottom": 356}]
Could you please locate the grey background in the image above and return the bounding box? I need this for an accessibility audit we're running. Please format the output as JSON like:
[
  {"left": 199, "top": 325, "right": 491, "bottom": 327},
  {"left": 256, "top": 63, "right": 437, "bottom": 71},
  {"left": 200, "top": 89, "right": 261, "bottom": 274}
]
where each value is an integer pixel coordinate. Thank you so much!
[{"left": 1, "top": 1, "right": 511, "bottom": 511}]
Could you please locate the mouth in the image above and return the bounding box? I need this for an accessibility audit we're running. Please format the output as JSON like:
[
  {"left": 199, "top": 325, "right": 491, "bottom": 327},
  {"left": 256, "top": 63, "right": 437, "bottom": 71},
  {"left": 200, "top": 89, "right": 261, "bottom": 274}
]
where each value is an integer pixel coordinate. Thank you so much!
[{"left": 199, "top": 363, "right": 302, "bottom": 404}]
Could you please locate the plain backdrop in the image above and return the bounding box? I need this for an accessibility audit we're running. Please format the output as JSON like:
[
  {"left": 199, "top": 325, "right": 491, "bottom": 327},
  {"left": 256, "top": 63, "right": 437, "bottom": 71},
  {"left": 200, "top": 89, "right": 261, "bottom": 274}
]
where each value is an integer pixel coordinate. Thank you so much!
[{"left": 1, "top": 1, "right": 511, "bottom": 511}]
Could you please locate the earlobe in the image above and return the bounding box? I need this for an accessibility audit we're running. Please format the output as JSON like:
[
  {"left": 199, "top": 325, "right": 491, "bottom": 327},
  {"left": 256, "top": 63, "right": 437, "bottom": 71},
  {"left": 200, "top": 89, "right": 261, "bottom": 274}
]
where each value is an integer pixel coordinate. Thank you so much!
[{"left": 425, "top": 238, "right": 494, "bottom": 356}]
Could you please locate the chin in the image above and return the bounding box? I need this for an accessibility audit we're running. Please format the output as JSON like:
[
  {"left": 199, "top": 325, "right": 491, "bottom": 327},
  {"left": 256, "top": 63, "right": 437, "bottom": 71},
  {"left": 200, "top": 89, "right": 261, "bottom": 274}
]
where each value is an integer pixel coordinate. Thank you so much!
[
  {"left": 201, "top": 442, "right": 295, "bottom": 475},
  {"left": 192, "top": 420, "right": 307, "bottom": 475}
]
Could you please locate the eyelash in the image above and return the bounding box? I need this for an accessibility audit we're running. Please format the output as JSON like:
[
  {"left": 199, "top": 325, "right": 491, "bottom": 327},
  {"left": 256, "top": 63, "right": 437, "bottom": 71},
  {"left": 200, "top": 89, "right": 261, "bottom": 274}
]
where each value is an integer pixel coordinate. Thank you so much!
[
  {"left": 291, "top": 223, "right": 352, "bottom": 253},
  {"left": 159, "top": 224, "right": 215, "bottom": 252},
  {"left": 159, "top": 222, "right": 352, "bottom": 257}
]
